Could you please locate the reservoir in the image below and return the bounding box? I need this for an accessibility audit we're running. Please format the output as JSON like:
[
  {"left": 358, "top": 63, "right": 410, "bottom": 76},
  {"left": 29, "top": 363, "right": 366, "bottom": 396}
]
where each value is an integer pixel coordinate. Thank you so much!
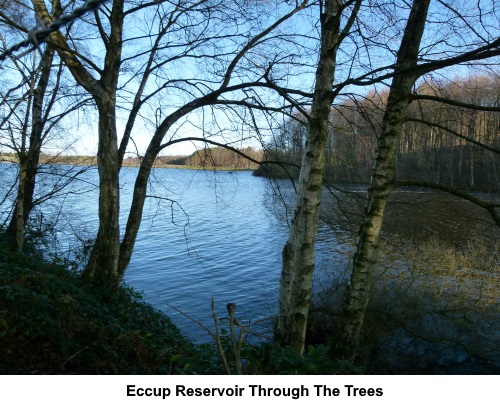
[{"left": 1, "top": 164, "right": 498, "bottom": 372}]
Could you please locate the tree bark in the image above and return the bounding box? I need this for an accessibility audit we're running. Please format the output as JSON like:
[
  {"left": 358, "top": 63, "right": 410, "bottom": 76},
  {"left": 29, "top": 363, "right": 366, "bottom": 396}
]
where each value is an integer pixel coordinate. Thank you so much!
[
  {"left": 339, "top": 0, "right": 431, "bottom": 355},
  {"left": 32, "top": 0, "right": 125, "bottom": 289},
  {"left": 82, "top": 99, "right": 121, "bottom": 289},
  {"left": 275, "top": 0, "right": 342, "bottom": 354},
  {"left": 7, "top": 46, "right": 55, "bottom": 250}
]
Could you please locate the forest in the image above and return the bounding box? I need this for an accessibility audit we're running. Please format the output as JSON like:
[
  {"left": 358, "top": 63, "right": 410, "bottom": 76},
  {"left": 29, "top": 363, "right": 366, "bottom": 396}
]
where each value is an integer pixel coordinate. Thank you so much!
[
  {"left": 257, "top": 75, "right": 500, "bottom": 191},
  {"left": 0, "top": 0, "right": 499, "bottom": 374}
]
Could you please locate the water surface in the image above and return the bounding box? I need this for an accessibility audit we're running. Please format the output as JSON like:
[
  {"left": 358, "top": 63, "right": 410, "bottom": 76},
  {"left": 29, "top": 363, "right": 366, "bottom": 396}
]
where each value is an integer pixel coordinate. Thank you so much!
[{"left": 2, "top": 164, "right": 498, "bottom": 348}]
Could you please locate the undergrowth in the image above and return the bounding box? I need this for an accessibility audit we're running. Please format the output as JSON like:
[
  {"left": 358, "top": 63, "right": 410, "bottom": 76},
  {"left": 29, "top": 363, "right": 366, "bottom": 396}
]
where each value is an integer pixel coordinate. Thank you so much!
[
  {"left": 310, "top": 236, "right": 500, "bottom": 374},
  {"left": 0, "top": 233, "right": 355, "bottom": 375},
  {"left": 0, "top": 237, "right": 195, "bottom": 374},
  {"left": 3, "top": 226, "right": 497, "bottom": 374}
]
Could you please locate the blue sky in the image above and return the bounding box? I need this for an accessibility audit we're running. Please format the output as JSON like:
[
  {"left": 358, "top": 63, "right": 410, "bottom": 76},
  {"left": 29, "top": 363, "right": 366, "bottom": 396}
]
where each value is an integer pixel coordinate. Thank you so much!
[{"left": 1, "top": 0, "right": 498, "bottom": 157}]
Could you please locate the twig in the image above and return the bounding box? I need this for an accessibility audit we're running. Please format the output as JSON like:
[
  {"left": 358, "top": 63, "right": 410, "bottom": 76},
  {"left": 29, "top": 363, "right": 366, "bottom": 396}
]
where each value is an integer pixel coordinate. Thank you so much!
[
  {"left": 61, "top": 345, "right": 89, "bottom": 371},
  {"left": 165, "top": 303, "right": 214, "bottom": 338},
  {"left": 227, "top": 302, "right": 242, "bottom": 375},
  {"left": 212, "top": 298, "right": 232, "bottom": 374},
  {"left": 1, "top": 0, "right": 109, "bottom": 61}
]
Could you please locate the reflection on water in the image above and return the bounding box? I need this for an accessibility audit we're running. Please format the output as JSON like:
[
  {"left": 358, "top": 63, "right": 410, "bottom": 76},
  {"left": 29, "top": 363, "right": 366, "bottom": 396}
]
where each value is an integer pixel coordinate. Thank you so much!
[
  {"left": 1, "top": 164, "right": 498, "bottom": 349},
  {"left": 124, "top": 169, "right": 288, "bottom": 342}
]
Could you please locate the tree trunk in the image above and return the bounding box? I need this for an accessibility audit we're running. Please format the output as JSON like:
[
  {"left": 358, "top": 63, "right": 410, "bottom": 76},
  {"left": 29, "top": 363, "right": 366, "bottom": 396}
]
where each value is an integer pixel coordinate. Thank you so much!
[
  {"left": 12, "top": 158, "right": 27, "bottom": 250},
  {"left": 10, "top": 146, "right": 42, "bottom": 250},
  {"left": 82, "top": 99, "right": 121, "bottom": 290},
  {"left": 339, "top": 0, "right": 431, "bottom": 355},
  {"left": 275, "top": 0, "right": 342, "bottom": 354},
  {"left": 32, "top": 0, "right": 310, "bottom": 291},
  {"left": 32, "top": 0, "right": 125, "bottom": 290},
  {"left": 117, "top": 151, "right": 155, "bottom": 277},
  {"left": 117, "top": 105, "right": 204, "bottom": 276},
  {"left": 7, "top": 46, "right": 54, "bottom": 249}
]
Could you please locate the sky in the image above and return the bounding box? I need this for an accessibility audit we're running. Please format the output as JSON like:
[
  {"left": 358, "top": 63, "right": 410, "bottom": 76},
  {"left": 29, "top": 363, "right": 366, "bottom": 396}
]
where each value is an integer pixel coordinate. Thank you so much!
[{"left": 1, "top": 0, "right": 498, "bottom": 158}]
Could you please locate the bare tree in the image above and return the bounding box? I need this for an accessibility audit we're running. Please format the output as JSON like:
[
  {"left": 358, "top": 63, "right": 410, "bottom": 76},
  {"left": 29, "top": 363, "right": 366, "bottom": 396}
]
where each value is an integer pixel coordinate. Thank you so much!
[
  {"left": 338, "top": 0, "right": 433, "bottom": 355},
  {"left": 30, "top": 0, "right": 310, "bottom": 289},
  {"left": 1, "top": 2, "right": 91, "bottom": 250},
  {"left": 115, "top": 0, "right": 311, "bottom": 281},
  {"left": 275, "top": 0, "right": 362, "bottom": 354},
  {"left": 270, "top": 0, "right": 500, "bottom": 356},
  {"left": 339, "top": 0, "right": 500, "bottom": 355}
]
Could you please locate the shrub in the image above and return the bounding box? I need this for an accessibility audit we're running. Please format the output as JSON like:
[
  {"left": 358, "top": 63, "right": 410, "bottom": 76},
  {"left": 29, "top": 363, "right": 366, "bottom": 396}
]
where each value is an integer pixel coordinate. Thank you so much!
[{"left": 0, "top": 240, "right": 194, "bottom": 374}]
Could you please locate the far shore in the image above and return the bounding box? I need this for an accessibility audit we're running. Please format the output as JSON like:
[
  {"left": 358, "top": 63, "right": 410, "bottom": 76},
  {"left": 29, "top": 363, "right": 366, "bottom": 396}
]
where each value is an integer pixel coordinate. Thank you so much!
[{"left": 0, "top": 153, "right": 257, "bottom": 171}]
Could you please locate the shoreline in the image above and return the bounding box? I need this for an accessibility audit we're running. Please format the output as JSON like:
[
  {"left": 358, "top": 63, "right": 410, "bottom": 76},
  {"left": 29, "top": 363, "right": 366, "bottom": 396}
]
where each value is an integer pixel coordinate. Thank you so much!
[{"left": 0, "top": 155, "right": 256, "bottom": 172}]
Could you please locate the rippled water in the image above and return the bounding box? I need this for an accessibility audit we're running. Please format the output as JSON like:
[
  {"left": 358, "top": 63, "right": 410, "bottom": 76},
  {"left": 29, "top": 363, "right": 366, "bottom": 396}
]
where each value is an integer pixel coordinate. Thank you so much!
[
  {"left": 44, "top": 166, "right": 327, "bottom": 341},
  {"left": 116, "top": 168, "right": 356, "bottom": 342},
  {"left": 123, "top": 169, "right": 290, "bottom": 341},
  {"left": 2, "top": 164, "right": 498, "bottom": 349},
  {"left": 0, "top": 164, "right": 345, "bottom": 341}
]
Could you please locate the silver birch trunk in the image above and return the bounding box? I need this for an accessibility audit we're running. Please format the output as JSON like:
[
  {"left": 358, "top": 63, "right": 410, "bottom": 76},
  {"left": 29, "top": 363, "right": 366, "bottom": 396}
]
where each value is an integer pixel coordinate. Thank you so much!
[
  {"left": 276, "top": 0, "right": 342, "bottom": 354},
  {"left": 340, "top": 0, "right": 431, "bottom": 354}
]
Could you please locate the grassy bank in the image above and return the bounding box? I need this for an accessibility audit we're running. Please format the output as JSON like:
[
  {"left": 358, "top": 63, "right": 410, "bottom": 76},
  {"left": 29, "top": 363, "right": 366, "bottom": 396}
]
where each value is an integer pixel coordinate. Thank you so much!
[
  {"left": 0, "top": 240, "right": 197, "bottom": 374},
  {"left": 0, "top": 234, "right": 355, "bottom": 375}
]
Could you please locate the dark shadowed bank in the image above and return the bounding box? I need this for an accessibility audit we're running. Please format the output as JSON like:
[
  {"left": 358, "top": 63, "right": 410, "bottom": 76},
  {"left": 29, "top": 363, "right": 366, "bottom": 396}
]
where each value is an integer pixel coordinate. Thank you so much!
[
  {"left": 0, "top": 232, "right": 358, "bottom": 375},
  {"left": 1, "top": 229, "right": 498, "bottom": 374},
  {"left": 0, "top": 234, "right": 193, "bottom": 374}
]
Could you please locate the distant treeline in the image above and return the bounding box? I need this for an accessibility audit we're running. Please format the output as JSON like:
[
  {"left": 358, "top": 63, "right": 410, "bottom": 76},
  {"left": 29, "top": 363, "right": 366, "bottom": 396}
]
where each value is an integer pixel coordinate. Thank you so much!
[
  {"left": 0, "top": 147, "right": 263, "bottom": 170},
  {"left": 158, "top": 146, "right": 263, "bottom": 169},
  {"left": 254, "top": 75, "right": 500, "bottom": 192},
  {"left": 0, "top": 152, "right": 97, "bottom": 166}
]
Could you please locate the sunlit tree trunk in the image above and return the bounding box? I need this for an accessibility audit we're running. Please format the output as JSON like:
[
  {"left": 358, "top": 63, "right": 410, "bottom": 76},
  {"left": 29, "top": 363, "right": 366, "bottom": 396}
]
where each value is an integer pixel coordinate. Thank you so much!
[
  {"left": 32, "top": 0, "right": 125, "bottom": 289},
  {"left": 8, "top": 47, "right": 54, "bottom": 250},
  {"left": 76, "top": 7, "right": 124, "bottom": 289},
  {"left": 339, "top": 0, "right": 431, "bottom": 355},
  {"left": 82, "top": 99, "right": 121, "bottom": 289},
  {"left": 275, "top": 0, "right": 342, "bottom": 354}
]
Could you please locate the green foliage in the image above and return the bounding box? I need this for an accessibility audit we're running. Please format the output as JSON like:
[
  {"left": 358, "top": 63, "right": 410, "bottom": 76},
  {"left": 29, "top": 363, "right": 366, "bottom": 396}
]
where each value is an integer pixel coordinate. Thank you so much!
[
  {"left": 0, "top": 230, "right": 360, "bottom": 375},
  {"left": 21, "top": 215, "right": 59, "bottom": 259},
  {"left": 244, "top": 343, "right": 361, "bottom": 375},
  {"left": 0, "top": 237, "right": 194, "bottom": 374}
]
